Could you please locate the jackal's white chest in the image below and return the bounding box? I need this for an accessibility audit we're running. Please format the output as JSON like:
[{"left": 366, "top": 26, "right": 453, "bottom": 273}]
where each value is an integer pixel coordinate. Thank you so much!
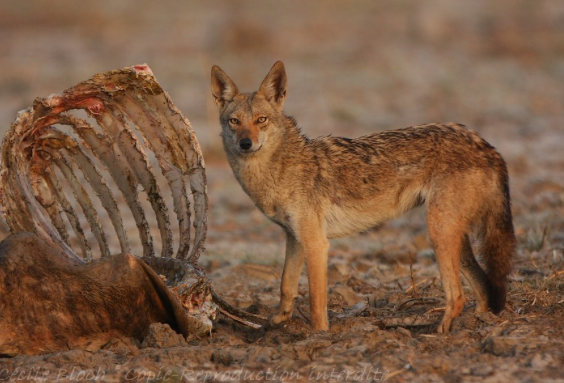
[{"left": 231, "top": 159, "right": 291, "bottom": 225}]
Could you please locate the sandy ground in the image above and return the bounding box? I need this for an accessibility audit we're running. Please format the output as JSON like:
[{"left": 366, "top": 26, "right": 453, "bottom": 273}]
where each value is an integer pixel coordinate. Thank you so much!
[{"left": 0, "top": 1, "right": 564, "bottom": 382}]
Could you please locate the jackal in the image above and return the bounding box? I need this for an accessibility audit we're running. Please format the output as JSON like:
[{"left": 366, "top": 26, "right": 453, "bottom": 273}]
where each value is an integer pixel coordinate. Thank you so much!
[{"left": 210, "top": 61, "right": 515, "bottom": 333}]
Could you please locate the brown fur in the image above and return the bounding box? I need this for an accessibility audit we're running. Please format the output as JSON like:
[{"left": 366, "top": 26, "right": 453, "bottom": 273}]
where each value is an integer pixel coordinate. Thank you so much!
[
  {"left": 211, "top": 61, "right": 515, "bottom": 333},
  {"left": 0, "top": 233, "right": 196, "bottom": 356}
]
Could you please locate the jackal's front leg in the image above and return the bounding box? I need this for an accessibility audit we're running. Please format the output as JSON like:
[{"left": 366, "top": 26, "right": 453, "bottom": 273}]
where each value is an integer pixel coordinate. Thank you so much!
[{"left": 268, "top": 230, "right": 304, "bottom": 327}]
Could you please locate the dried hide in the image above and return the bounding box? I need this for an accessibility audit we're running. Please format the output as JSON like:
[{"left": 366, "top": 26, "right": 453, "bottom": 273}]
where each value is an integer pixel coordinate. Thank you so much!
[{"left": 0, "top": 233, "right": 212, "bottom": 356}]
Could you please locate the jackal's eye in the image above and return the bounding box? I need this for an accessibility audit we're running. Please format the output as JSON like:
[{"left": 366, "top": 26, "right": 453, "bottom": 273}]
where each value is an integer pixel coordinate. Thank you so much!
[
  {"left": 229, "top": 118, "right": 239, "bottom": 125},
  {"left": 257, "top": 116, "right": 267, "bottom": 123}
]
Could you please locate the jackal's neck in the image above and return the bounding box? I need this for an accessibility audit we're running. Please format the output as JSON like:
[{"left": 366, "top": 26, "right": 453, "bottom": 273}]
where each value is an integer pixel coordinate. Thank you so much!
[{"left": 278, "top": 115, "right": 308, "bottom": 149}]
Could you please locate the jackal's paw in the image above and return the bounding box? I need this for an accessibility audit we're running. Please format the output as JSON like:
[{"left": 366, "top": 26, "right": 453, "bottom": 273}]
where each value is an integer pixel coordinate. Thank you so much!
[
  {"left": 437, "top": 317, "right": 453, "bottom": 334},
  {"left": 474, "top": 301, "right": 489, "bottom": 314},
  {"left": 264, "top": 313, "right": 291, "bottom": 329}
]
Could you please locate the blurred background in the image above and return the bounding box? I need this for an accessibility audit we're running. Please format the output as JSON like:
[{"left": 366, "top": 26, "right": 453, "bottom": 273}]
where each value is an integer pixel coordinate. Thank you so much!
[{"left": 0, "top": 0, "right": 563, "bottom": 261}]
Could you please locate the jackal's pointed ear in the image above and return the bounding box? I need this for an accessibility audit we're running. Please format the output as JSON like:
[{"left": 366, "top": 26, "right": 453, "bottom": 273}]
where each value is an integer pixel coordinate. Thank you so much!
[
  {"left": 211, "top": 65, "right": 239, "bottom": 108},
  {"left": 258, "top": 61, "right": 287, "bottom": 109}
]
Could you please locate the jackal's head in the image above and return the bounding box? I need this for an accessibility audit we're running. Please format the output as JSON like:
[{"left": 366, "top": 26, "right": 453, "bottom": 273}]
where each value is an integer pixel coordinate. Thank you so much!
[{"left": 211, "top": 61, "right": 287, "bottom": 155}]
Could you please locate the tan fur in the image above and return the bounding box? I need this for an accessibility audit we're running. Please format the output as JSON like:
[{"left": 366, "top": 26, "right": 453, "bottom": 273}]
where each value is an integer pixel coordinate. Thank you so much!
[{"left": 211, "top": 61, "right": 516, "bottom": 333}]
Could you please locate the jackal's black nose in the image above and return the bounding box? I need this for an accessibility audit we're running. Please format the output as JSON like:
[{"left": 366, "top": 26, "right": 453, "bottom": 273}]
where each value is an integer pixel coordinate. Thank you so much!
[{"left": 239, "top": 138, "right": 253, "bottom": 151}]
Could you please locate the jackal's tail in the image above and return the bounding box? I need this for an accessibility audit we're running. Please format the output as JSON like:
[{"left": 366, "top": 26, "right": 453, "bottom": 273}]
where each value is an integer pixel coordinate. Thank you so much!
[{"left": 479, "top": 170, "right": 516, "bottom": 313}]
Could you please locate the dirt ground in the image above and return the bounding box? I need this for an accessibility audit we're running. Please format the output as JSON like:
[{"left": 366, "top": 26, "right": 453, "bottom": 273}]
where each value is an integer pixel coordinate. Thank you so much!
[{"left": 1, "top": 1, "right": 564, "bottom": 382}]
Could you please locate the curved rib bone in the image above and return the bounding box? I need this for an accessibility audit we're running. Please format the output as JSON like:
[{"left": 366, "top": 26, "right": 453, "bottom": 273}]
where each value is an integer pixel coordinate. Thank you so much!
[
  {"left": 62, "top": 135, "right": 130, "bottom": 255},
  {"left": 151, "top": 92, "right": 208, "bottom": 262},
  {"left": 0, "top": 64, "right": 207, "bottom": 263},
  {"left": 114, "top": 95, "right": 192, "bottom": 259},
  {"left": 43, "top": 166, "right": 92, "bottom": 260},
  {"left": 52, "top": 155, "right": 109, "bottom": 260},
  {"left": 70, "top": 118, "right": 155, "bottom": 258}
]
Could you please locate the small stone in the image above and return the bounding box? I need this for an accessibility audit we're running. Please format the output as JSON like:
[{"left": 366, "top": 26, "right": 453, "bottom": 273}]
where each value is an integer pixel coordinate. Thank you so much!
[
  {"left": 354, "top": 260, "right": 373, "bottom": 273},
  {"left": 530, "top": 353, "right": 555, "bottom": 369},
  {"left": 331, "top": 285, "right": 364, "bottom": 306},
  {"left": 140, "top": 323, "right": 187, "bottom": 349},
  {"left": 481, "top": 336, "right": 522, "bottom": 356},
  {"left": 211, "top": 348, "right": 247, "bottom": 366},
  {"left": 101, "top": 338, "right": 138, "bottom": 355},
  {"left": 327, "top": 263, "right": 350, "bottom": 284},
  {"left": 470, "top": 364, "right": 493, "bottom": 377},
  {"left": 395, "top": 327, "right": 412, "bottom": 339},
  {"left": 368, "top": 290, "right": 387, "bottom": 308}
]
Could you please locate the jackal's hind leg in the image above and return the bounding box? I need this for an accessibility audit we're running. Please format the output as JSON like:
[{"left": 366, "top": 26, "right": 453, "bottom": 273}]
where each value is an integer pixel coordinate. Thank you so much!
[
  {"left": 428, "top": 209, "right": 466, "bottom": 334},
  {"left": 460, "top": 235, "right": 490, "bottom": 313}
]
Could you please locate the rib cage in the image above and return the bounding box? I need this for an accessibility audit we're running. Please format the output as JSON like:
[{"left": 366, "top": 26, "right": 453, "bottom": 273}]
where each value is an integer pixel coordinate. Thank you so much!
[{"left": 0, "top": 64, "right": 208, "bottom": 263}]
